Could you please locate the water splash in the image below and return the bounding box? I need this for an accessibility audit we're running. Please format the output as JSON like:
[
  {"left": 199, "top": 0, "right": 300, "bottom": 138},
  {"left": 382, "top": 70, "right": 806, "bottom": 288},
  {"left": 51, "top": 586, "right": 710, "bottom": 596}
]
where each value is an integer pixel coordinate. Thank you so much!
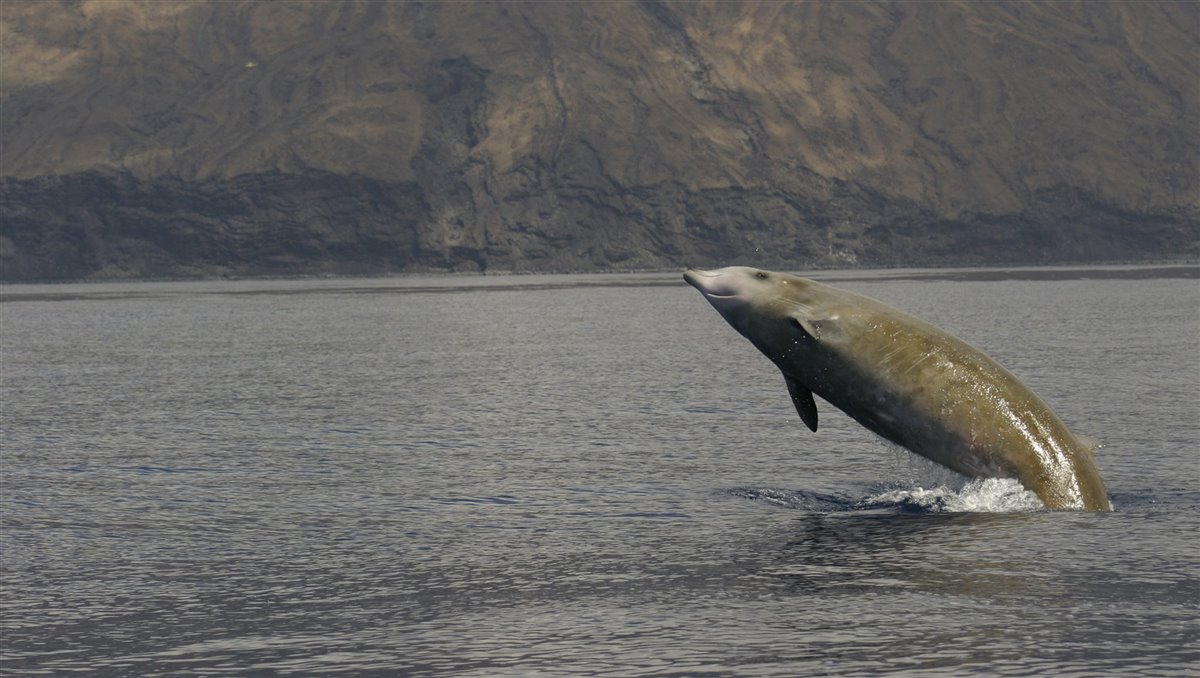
[
  {"left": 882, "top": 442, "right": 970, "bottom": 490},
  {"left": 731, "top": 477, "right": 1045, "bottom": 514},
  {"left": 858, "top": 478, "right": 1045, "bottom": 513}
]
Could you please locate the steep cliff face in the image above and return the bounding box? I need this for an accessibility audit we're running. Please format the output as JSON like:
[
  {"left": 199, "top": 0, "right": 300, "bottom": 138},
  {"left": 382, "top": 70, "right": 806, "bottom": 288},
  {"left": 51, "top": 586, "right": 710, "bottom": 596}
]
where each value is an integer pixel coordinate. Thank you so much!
[{"left": 2, "top": 0, "right": 1197, "bottom": 280}]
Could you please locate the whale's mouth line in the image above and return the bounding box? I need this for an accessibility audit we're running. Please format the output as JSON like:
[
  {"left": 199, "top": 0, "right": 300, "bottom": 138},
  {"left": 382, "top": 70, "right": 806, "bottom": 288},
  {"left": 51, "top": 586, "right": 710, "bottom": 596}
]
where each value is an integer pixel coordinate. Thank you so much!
[{"left": 684, "top": 269, "right": 735, "bottom": 297}]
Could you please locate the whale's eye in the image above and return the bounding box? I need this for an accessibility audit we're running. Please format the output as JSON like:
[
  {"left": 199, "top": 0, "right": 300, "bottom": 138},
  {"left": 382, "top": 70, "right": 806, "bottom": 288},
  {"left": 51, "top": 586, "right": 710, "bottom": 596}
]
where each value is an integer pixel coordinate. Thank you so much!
[{"left": 755, "top": 271, "right": 769, "bottom": 280}]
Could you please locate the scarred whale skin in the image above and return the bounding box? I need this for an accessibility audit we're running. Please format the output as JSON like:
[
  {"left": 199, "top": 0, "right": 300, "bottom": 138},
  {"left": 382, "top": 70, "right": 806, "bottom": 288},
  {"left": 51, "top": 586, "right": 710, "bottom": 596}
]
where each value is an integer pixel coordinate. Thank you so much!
[{"left": 684, "top": 266, "right": 1112, "bottom": 511}]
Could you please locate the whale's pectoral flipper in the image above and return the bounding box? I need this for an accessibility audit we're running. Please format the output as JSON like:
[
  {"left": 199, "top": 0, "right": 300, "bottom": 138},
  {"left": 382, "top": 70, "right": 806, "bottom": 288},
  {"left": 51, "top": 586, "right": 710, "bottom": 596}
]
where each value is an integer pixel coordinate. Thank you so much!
[
  {"left": 784, "top": 373, "right": 819, "bottom": 432},
  {"left": 788, "top": 312, "right": 847, "bottom": 344}
]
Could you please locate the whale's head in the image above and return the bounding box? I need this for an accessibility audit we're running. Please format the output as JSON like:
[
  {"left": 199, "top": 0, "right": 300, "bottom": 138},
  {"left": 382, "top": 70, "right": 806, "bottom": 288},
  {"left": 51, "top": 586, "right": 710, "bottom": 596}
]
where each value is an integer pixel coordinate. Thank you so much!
[
  {"left": 684, "top": 266, "right": 778, "bottom": 313},
  {"left": 684, "top": 266, "right": 827, "bottom": 360}
]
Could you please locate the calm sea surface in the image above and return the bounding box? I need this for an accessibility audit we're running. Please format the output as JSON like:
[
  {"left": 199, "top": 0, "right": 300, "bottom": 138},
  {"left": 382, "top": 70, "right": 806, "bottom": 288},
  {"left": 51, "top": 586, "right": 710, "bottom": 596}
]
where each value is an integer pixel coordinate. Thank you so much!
[{"left": 2, "top": 266, "right": 1198, "bottom": 676}]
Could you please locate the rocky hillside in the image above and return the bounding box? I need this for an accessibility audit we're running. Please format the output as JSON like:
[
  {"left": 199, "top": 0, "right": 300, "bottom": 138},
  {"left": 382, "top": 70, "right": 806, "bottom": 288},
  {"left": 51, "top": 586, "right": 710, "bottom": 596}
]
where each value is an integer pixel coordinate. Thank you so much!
[{"left": 2, "top": 0, "right": 1197, "bottom": 280}]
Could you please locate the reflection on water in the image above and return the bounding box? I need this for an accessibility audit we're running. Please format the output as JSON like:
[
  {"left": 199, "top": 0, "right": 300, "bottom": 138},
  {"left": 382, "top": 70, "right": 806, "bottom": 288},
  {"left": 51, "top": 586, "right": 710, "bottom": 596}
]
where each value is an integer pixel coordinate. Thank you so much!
[
  {"left": 770, "top": 511, "right": 1044, "bottom": 594},
  {"left": 2, "top": 268, "right": 1197, "bottom": 675}
]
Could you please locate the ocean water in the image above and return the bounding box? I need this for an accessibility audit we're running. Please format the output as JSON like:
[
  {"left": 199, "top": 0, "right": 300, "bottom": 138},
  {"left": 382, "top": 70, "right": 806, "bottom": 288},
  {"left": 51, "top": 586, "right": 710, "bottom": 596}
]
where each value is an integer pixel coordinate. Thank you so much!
[{"left": 1, "top": 266, "right": 1197, "bottom": 676}]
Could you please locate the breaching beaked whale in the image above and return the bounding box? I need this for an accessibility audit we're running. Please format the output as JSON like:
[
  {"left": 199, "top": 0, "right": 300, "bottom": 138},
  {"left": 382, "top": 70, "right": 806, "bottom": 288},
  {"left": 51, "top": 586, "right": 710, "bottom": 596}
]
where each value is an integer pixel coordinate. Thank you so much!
[{"left": 684, "top": 266, "right": 1112, "bottom": 511}]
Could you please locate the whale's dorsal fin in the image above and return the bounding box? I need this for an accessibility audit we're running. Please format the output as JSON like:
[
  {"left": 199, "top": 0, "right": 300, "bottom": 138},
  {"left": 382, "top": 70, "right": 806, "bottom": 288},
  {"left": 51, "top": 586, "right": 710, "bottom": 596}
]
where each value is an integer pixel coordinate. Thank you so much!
[
  {"left": 784, "top": 373, "right": 819, "bottom": 432},
  {"left": 1077, "top": 435, "right": 1102, "bottom": 455}
]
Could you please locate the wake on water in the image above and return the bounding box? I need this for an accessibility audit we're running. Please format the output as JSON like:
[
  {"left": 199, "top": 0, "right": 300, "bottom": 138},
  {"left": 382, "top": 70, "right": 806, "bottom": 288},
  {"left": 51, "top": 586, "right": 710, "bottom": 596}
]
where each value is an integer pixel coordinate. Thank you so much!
[
  {"left": 731, "top": 443, "right": 1046, "bottom": 513},
  {"left": 857, "top": 478, "right": 1045, "bottom": 513},
  {"left": 730, "top": 478, "right": 1044, "bottom": 514}
]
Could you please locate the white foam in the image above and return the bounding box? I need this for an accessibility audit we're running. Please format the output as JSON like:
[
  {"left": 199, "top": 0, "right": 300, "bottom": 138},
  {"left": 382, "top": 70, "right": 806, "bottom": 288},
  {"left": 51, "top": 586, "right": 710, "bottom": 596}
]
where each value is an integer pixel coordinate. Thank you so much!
[{"left": 865, "top": 478, "right": 1046, "bottom": 513}]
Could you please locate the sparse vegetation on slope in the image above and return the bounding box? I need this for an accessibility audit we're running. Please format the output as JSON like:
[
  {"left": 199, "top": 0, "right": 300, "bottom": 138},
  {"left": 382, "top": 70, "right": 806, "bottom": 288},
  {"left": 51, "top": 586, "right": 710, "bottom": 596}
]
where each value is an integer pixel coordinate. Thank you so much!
[{"left": 2, "top": 0, "right": 1197, "bottom": 280}]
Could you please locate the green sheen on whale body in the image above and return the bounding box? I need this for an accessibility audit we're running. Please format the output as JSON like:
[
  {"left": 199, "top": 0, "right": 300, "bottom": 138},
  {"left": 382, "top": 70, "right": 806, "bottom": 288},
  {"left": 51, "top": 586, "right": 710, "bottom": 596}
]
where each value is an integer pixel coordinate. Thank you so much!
[{"left": 684, "top": 266, "right": 1112, "bottom": 511}]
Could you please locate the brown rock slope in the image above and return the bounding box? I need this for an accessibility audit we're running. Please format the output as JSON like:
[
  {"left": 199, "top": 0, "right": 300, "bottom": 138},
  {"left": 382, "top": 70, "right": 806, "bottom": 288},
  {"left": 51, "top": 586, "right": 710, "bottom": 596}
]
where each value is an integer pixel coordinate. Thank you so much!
[{"left": 1, "top": 0, "right": 1197, "bottom": 280}]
